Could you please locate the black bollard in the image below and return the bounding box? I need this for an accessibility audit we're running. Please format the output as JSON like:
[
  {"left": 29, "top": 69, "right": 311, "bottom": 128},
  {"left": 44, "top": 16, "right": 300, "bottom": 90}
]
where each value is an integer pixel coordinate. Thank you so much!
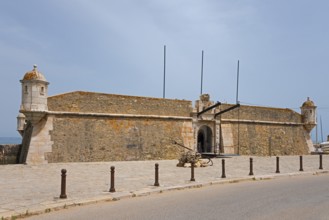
[
  {"left": 249, "top": 158, "right": 254, "bottom": 176},
  {"left": 221, "top": 159, "right": 226, "bottom": 178},
  {"left": 190, "top": 161, "right": 195, "bottom": 181},
  {"left": 299, "top": 155, "right": 304, "bottom": 171},
  {"left": 275, "top": 156, "right": 280, "bottom": 173},
  {"left": 60, "top": 169, "right": 67, "bottom": 199},
  {"left": 109, "top": 166, "right": 116, "bottom": 193},
  {"left": 154, "top": 163, "right": 160, "bottom": 186},
  {"left": 319, "top": 154, "right": 323, "bottom": 170}
]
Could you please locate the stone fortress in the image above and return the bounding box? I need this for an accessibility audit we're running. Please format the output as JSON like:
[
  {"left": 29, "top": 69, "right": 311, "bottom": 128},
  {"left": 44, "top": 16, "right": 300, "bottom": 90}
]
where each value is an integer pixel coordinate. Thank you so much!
[{"left": 16, "top": 66, "right": 317, "bottom": 165}]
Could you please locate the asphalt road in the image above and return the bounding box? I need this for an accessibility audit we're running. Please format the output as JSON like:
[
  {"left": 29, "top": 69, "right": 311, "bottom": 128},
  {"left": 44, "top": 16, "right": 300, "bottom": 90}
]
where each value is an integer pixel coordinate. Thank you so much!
[{"left": 26, "top": 174, "right": 329, "bottom": 220}]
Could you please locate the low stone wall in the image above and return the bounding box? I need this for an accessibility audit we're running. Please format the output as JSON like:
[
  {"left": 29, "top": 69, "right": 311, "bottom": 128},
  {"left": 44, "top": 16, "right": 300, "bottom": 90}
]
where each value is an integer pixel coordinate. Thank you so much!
[{"left": 0, "top": 145, "right": 21, "bottom": 164}]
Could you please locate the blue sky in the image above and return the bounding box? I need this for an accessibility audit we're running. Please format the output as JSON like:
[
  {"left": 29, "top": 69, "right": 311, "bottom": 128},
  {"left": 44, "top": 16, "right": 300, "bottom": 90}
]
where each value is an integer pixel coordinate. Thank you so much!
[{"left": 0, "top": 0, "right": 328, "bottom": 141}]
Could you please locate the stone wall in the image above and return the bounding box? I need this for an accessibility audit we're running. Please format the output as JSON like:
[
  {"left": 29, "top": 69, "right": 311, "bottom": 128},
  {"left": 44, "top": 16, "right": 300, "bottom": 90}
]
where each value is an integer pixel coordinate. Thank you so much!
[
  {"left": 223, "top": 123, "right": 309, "bottom": 156},
  {"left": 45, "top": 114, "right": 194, "bottom": 163},
  {"left": 48, "top": 91, "right": 192, "bottom": 117},
  {"left": 25, "top": 95, "right": 312, "bottom": 163},
  {"left": 219, "top": 104, "right": 309, "bottom": 156},
  {"left": 0, "top": 145, "right": 21, "bottom": 164},
  {"left": 220, "top": 104, "right": 302, "bottom": 123},
  {"left": 26, "top": 116, "right": 54, "bottom": 164}
]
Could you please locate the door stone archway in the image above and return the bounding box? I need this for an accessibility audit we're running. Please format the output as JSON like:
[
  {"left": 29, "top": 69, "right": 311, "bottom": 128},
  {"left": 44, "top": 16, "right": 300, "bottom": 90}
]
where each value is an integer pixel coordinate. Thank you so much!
[{"left": 197, "top": 125, "right": 213, "bottom": 153}]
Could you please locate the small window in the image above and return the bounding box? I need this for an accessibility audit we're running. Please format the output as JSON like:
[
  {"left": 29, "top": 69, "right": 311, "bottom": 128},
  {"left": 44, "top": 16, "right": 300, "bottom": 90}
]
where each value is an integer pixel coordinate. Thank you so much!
[
  {"left": 40, "top": 87, "right": 45, "bottom": 95},
  {"left": 24, "top": 86, "right": 28, "bottom": 94}
]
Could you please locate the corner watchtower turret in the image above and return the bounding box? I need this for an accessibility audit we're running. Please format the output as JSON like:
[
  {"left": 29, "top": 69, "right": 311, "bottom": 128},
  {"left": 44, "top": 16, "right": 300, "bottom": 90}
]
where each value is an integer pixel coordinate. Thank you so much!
[
  {"left": 20, "top": 65, "right": 49, "bottom": 111},
  {"left": 301, "top": 97, "right": 317, "bottom": 132},
  {"left": 17, "top": 65, "right": 49, "bottom": 131}
]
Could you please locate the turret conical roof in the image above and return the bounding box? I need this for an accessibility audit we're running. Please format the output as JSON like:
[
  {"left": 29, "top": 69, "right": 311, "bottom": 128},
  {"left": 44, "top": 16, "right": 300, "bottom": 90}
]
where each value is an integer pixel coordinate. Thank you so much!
[{"left": 22, "top": 65, "right": 47, "bottom": 81}]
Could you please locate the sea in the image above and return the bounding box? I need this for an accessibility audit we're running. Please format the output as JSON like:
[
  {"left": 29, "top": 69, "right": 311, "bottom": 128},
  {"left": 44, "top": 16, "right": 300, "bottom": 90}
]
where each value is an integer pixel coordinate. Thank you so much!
[{"left": 0, "top": 137, "right": 22, "bottom": 144}]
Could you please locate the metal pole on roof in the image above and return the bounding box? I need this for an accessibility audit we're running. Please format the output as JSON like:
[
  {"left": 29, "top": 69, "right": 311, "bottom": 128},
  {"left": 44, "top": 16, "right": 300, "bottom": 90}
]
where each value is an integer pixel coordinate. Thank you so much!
[
  {"left": 236, "top": 60, "right": 240, "bottom": 104},
  {"left": 163, "top": 45, "right": 166, "bottom": 99},
  {"left": 316, "top": 117, "right": 318, "bottom": 144},
  {"left": 320, "top": 115, "right": 324, "bottom": 143},
  {"left": 236, "top": 60, "right": 240, "bottom": 155},
  {"left": 200, "top": 50, "right": 204, "bottom": 95}
]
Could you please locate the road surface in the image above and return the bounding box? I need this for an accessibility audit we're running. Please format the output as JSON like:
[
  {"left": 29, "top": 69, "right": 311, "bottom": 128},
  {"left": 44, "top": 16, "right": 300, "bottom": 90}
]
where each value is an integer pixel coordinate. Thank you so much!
[{"left": 26, "top": 174, "right": 329, "bottom": 220}]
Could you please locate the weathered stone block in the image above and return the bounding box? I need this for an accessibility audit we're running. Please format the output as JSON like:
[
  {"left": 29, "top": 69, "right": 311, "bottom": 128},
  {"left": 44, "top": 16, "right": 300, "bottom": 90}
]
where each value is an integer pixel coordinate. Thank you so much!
[{"left": 0, "top": 144, "right": 21, "bottom": 164}]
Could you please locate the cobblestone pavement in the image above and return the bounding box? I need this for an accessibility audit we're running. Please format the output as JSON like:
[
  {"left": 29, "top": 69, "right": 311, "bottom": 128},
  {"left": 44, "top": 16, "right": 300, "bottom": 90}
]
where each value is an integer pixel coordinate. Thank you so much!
[{"left": 1, "top": 155, "right": 328, "bottom": 219}]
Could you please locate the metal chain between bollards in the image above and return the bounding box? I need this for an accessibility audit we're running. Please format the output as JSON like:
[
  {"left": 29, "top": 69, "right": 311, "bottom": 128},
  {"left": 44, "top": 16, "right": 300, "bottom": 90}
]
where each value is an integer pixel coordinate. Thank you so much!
[
  {"left": 109, "top": 166, "right": 116, "bottom": 193},
  {"left": 60, "top": 169, "right": 67, "bottom": 199}
]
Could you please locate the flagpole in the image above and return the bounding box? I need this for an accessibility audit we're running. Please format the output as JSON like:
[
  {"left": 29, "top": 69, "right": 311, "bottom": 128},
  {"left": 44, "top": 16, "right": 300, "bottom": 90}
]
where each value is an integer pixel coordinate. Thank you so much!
[
  {"left": 236, "top": 60, "right": 240, "bottom": 104},
  {"left": 200, "top": 50, "right": 204, "bottom": 95},
  {"left": 163, "top": 45, "right": 166, "bottom": 98}
]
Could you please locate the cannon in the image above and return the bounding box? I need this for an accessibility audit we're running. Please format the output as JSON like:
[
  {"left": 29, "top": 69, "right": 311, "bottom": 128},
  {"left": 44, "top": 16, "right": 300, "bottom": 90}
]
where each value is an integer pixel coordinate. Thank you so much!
[{"left": 173, "top": 141, "right": 214, "bottom": 167}]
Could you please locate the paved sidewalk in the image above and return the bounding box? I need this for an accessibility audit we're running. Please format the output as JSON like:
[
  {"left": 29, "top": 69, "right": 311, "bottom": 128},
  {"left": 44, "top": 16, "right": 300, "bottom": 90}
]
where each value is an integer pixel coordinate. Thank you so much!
[{"left": 0, "top": 155, "right": 328, "bottom": 219}]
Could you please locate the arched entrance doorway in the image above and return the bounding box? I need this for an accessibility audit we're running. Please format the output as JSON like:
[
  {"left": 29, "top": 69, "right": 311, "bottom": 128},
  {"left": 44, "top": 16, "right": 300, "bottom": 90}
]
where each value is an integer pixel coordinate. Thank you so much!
[{"left": 197, "top": 125, "right": 213, "bottom": 153}]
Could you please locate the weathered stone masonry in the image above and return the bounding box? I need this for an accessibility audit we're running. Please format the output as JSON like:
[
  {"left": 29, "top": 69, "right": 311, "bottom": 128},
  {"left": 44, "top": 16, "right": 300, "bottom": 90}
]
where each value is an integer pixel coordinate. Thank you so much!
[
  {"left": 219, "top": 104, "right": 310, "bottom": 156},
  {"left": 46, "top": 114, "right": 193, "bottom": 162},
  {"left": 16, "top": 66, "right": 317, "bottom": 164},
  {"left": 0, "top": 144, "right": 21, "bottom": 164},
  {"left": 48, "top": 91, "right": 192, "bottom": 117},
  {"left": 42, "top": 91, "right": 194, "bottom": 162}
]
